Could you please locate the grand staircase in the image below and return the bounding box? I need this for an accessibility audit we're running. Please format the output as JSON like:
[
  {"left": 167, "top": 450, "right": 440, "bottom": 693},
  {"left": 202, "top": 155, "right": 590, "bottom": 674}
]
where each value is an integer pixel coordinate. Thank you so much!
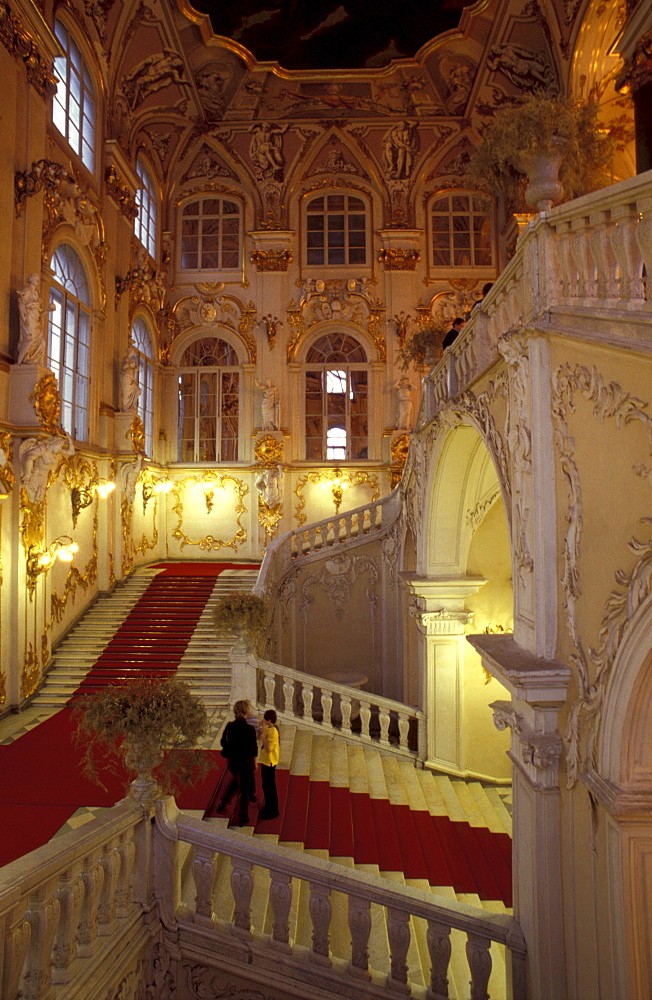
[{"left": 33, "top": 563, "right": 259, "bottom": 711}]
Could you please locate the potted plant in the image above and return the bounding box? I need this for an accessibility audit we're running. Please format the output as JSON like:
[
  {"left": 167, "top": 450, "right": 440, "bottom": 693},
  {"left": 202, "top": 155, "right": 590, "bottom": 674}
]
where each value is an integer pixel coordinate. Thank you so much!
[
  {"left": 213, "top": 591, "right": 268, "bottom": 655},
  {"left": 398, "top": 321, "right": 448, "bottom": 371},
  {"left": 467, "top": 96, "right": 614, "bottom": 211},
  {"left": 73, "top": 677, "right": 210, "bottom": 805}
]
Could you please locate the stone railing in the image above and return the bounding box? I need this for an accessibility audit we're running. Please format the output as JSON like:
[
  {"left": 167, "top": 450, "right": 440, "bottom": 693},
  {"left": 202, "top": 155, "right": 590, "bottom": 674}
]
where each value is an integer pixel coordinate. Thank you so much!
[
  {"left": 230, "top": 648, "right": 425, "bottom": 760},
  {"left": 0, "top": 802, "right": 147, "bottom": 1000},
  {"left": 157, "top": 797, "right": 527, "bottom": 999},
  {"left": 420, "top": 168, "right": 652, "bottom": 422}
]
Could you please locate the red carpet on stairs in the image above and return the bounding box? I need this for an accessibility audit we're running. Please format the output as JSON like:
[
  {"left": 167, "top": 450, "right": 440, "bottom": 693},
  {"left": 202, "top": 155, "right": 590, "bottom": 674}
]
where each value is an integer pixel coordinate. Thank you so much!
[{"left": 0, "top": 563, "right": 257, "bottom": 869}]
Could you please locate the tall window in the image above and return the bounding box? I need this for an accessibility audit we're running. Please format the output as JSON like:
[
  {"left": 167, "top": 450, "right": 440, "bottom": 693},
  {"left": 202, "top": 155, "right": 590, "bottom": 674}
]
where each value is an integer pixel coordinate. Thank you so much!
[
  {"left": 306, "top": 194, "right": 367, "bottom": 267},
  {"left": 131, "top": 318, "right": 154, "bottom": 456},
  {"left": 430, "top": 192, "right": 493, "bottom": 268},
  {"left": 135, "top": 157, "right": 157, "bottom": 258},
  {"left": 178, "top": 337, "right": 239, "bottom": 462},
  {"left": 180, "top": 197, "right": 241, "bottom": 271},
  {"left": 305, "top": 333, "right": 368, "bottom": 461},
  {"left": 52, "top": 19, "right": 95, "bottom": 172},
  {"left": 47, "top": 244, "right": 91, "bottom": 441}
]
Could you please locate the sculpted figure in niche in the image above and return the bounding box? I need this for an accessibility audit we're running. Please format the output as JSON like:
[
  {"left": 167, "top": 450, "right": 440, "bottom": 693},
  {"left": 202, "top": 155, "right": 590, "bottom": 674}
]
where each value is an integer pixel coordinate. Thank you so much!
[
  {"left": 486, "top": 43, "right": 557, "bottom": 96},
  {"left": 255, "top": 378, "right": 279, "bottom": 431},
  {"left": 256, "top": 465, "right": 282, "bottom": 509},
  {"left": 249, "top": 123, "right": 285, "bottom": 181},
  {"left": 395, "top": 376, "right": 415, "bottom": 430},
  {"left": 443, "top": 60, "right": 473, "bottom": 113},
  {"left": 123, "top": 50, "right": 187, "bottom": 109},
  {"left": 19, "top": 432, "right": 74, "bottom": 504},
  {"left": 383, "top": 121, "right": 418, "bottom": 179},
  {"left": 17, "top": 273, "right": 51, "bottom": 366},
  {"left": 121, "top": 342, "right": 141, "bottom": 412}
]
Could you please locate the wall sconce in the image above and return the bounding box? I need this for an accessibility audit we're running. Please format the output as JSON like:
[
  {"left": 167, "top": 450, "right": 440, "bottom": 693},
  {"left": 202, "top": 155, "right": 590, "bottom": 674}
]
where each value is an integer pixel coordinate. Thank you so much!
[
  {"left": 70, "top": 479, "right": 116, "bottom": 526},
  {"left": 192, "top": 478, "right": 220, "bottom": 514},
  {"left": 26, "top": 535, "right": 79, "bottom": 599},
  {"left": 142, "top": 478, "right": 173, "bottom": 515},
  {"left": 320, "top": 468, "right": 349, "bottom": 514}
]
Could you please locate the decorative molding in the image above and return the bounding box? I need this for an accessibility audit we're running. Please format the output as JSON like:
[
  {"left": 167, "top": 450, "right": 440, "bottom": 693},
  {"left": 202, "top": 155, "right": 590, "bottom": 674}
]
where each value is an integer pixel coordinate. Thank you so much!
[
  {"left": 171, "top": 474, "right": 248, "bottom": 553},
  {"left": 0, "top": 2, "right": 58, "bottom": 98},
  {"left": 250, "top": 249, "right": 292, "bottom": 272},
  {"left": 378, "top": 248, "right": 421, "bottom": 271},
  {"left": 411, "top": 607, "right": 474, "bottom": 635},
  {"left": 254, "top": 434, "right": 284, "bottom": 466},
  {"left": 301, "top": 552, "right": 379, "bottom": 620},
  {"left": 294, "top": 470, "right": 379, "bottom": 526},
  {"left": 492, "top": 699, "right": 563, "bottom": 787},
  {"left": 21, "top": 641, "right": 40, "bottom": 700},
  {"left": 465, "top": 488, "right": 500, "bottom": 530},
  {"left": 105, "top": 166, "right": 138, "bottom": 221}
]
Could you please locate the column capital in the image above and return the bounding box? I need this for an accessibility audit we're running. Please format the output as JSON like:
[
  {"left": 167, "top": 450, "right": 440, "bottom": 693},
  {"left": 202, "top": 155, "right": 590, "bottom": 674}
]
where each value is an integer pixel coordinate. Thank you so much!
[
  {"left": 401, "top": 573, "right": 486, "bottom": 610},
  {"left": 491, "top": 699, "right": 563, "bottom": 789},
  {"left": 410, "top": 607, "right": 474, "bottom": 636}
]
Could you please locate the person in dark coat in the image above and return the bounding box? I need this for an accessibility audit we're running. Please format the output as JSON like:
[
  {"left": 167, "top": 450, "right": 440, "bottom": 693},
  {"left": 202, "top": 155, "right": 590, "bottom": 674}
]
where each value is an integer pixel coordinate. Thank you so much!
[
  {"left": 442, "top": 316, "right": 466, "bottom": 349},
  {"left": 217, "top": 699, "right": 258, "bottom": 826}
]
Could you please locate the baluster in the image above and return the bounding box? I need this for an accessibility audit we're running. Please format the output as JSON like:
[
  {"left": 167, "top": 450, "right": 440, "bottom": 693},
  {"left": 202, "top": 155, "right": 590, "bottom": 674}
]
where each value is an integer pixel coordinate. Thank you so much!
[
  {"left": 191, "top": 846, "right": 216, "bottom": 928},
  {"left": 398, "top": 712, "right": 410, "bottom": 749},
  {"left": 315, "top": 524, "right": 323, "bottom": 550},
  {"left": 634, "top": 211, "right": 652, "bottom": 300},
  {"left": 425, "top": 919, "right": 452, "bottom": 1000},
  {"left": 321, "top": 688, "right": 333, "bottom": 728},
  {"left": 269, "top": 870, "right": 292, "bottom": 951},
  {"left": 309, "top": 526, "right": 318, "bottom": 553},
  {"left": 359, "top": 699, "right": 372, "bottom": 739},
  {"left": 379, "top": 708, "right": 391, "bottom": 745},
  {"left": 283, "top": 677, "right": 294, "bottom": 715},
  {"left": 308, "top": 882, "right": 332, "bottom": 966},
  {"left": 264, "top": 669, "right": 276, "bottom": 706},
  {"left": 303, "top": 683, "right": 314, "bottom": 721},
  {"left": 23, "top": 881, "right": 61, "bottom": 1000},
  {"left": 341, "top": 695, "right": 353, "bottom": 732},
  {"left": 610, "top": 212, "right": 645, "bottom": 302},
  {"left": 351, "top": 512, "right": 360, "bottom": 537},
  {"left": 230, "top": 857, "right": 254, "bottom": 935},
  {"left": 3, "top": 904, "right": 31, "bottom": 1000},
  {"left": 52, "top": 868, "right": 84, "bottom": 984},
  {"left": 466, "top": 931, "right": 492, "bottom": 1000},
  {"left": 291, "top": 533, "right": 298, "bottom": 558},
  {"left": 587, "top": 214, "right": 617, "bottom": 300},
  {"left": 342, "top": 513, "right": 353, "bottom": 540},
  {"left": 77, "top": 852, "right": 104, "bottom": 957},
  {"left": 347, "top": 895, "right": 371, "bottom": 979},
  {"left": 386, "top": 906, "right": 411, "bottom": 993},
  {"left": 555, "top": 225, "right": 575, "bottom": 300},
  {"left": 114, "top": 830, "right": 136, "bottom": 917},
  {"left": 362, "top": 509, "right": 371, "bottom": 533},
  {"left": 98, "top": 840, "right": 120, "bottom": 931},
  {"left": 570, "top": 224, "right": 593, "bottom": 299},
  {"left": 326, "top": 521, "right": 335, "bottom": 546},
  {"left": 302, "top": 530, "right": 310, "bottom": 554}
]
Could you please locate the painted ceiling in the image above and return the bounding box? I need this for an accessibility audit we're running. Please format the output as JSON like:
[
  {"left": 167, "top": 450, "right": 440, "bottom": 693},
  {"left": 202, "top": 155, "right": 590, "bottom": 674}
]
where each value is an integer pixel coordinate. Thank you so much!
[{"left": 186, "top": 0, "right": 476, "bottom": 70}]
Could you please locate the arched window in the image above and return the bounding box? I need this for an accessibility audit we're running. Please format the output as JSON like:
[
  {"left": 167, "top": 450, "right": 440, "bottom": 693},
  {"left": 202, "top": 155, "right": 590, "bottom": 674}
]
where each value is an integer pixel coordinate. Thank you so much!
[
  {"left": 180, "top": 197, "right": 241, "bottom": 271},
  {"left": 131, "top": 318, "right": 155, "bottom": 456},
  {"left": 52, "top": 19, "right": 95, "bottom": 172},
  {"left": 178, "top": 337, "right": 240, "bottom": 462},
  {"left": 306, "top": 194, "right": 367, "bottom": 267},
  {"left": 135, "top": 157, "right": 157, "bottom": 259},
  {"left": 305, "top": 332, "right": 368, "bottom": 461},
  {"left": 47, "top": 244, "right": 91, "bottom": 441},
  {"left": 430, "top": 191, "right": 493, "bottom": 269}
]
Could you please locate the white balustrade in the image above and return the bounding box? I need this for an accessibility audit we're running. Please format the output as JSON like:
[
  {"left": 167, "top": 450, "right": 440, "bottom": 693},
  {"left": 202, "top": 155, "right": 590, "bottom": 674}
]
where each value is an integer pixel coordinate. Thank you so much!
[
  {"left": 0, "top": 804, "right": 144, "bottom": 1000},
  {"left": 251, "top": 655, "right": 424, "bottom": 760},
  {"left": 164, "top": 805, "right": 527, "bottom": 1000}
]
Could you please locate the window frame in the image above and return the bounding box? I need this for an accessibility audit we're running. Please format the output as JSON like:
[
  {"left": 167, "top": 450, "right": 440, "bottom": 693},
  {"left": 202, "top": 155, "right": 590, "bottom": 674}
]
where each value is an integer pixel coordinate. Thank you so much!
[
  {"left": 135, "top": 157, "right": 158, "bottom": 260},
  {"left": 47, "top": 243, "right": 92, "bottom": 442},
  {"left": 131, "top": 317, "right": 155, "bottom": 457},
  {"left": 52, "top": 18, "right": 96, "bottom": 174},
  {"left": 303, "top": 332, "right": 370, "bottom": 463},
  {"left": 176, "top": 335, "right": 242, "bottom": 464},
  {"left": 177, "top": 194, "right": 244, "bottom": 279},
  {"left": 301, "top": 189, "right": 372, "bottom": 274},
  {"left": 427, "top": 189, "right": 496, "bottom": 277}
]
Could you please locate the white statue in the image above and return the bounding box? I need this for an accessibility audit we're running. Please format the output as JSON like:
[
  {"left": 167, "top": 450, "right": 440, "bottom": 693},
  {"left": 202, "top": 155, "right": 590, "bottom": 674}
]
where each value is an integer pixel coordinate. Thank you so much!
[
  {"left": 17, "top": 273, "right": 50, "bottom": 366},
  {"left": 255, "top": 378, "right": 279, "bottom": 431},
  {"left": 19, "top": 432, "right": 74, "bottom": 504},
  {"left": 119, "top": 455, "right": 144, "bottom": 506},
  {"left": 249, "top": 123, "right": 285, "bottom": 181},
  {"left": 120, "top": 342, "right": 141, "bottom": 412},
  {"left": 382, "top": 121, "right": 418, "bottom": 180},
  {"left": 255, "top": 465, "right": 282, "bottom": 509},
  {"left": 395, "top": 376, "right": 415, "bottom": 430}
]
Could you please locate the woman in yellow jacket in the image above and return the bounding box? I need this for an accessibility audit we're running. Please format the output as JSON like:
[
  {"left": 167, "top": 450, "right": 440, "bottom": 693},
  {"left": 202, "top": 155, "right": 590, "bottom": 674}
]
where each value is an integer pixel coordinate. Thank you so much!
[{"left": 258, "top": 709, "right": 279, "bottom": 819}]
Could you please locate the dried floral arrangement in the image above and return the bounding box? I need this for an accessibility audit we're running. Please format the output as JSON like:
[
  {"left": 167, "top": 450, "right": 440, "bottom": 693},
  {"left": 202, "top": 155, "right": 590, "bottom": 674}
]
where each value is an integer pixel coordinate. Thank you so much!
[
  {"left": 398, "top": 321, "right": 448, "bottom": 371},
  {"left": 72, "top": 677, "right": 210, "bottom": 794},
  {"left": 213, "top": 591, "right": 268, "bottom": 654},
  {"left": 467, "top": 96, "right": 614, "bottom": 207}
]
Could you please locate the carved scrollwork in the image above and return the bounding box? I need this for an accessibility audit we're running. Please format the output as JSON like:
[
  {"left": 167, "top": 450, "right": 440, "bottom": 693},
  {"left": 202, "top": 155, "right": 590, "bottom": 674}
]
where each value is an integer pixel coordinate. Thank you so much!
[
  {"left": 0, "top": 2, "right": 58, "bottom": 98},
  {"left": 301, "top": 552, "right": 379, "bottom": 620},
  {"left": 171, "top": 474, "right": 248, "bottom": 553},
  {"left": 378, "top": 248, "right": 421, "bottom": 271},
  {"left": 250, "top": 249, "right": 293, "bottom": 272}
]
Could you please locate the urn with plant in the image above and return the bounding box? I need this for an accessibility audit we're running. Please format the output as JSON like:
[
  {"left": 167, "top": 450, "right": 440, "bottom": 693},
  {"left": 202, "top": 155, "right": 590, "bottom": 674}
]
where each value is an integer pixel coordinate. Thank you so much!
[{"left": 213, "top": 591, "right": 268, "bottom": 655}]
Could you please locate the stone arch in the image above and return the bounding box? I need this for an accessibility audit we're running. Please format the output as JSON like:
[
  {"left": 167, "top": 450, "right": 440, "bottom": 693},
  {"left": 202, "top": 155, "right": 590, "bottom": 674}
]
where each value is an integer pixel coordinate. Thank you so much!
[
  {"left": 169, "top": 324, "right": 249, "bottom": 369},
  {"left": 296, "top": 320, "right": 376, "bottom": 364}
]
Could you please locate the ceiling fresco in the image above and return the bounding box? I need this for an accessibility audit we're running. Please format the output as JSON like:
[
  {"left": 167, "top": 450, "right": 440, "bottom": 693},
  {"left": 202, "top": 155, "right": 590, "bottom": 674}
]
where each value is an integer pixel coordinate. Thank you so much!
[{"left": 186, "top": 0, "right": 476, "bottom": 70}]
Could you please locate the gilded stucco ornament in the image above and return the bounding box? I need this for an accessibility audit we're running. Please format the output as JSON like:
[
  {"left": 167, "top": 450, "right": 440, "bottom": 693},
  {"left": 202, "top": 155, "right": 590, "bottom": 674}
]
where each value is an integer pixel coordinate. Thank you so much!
[
  {"left": 171, "top": 474, "right": 248, "bottom": 552},
  {"left": 115, "top": 248, "right": 166, "bottom": 316},
  {"left": 0, "top": 432, "right": 16, "bottom": 497},
  {"left": 389, "top": 433, "right": 410, "bottom": 489},
  {"left": 294, "top": 470, "right": 379, "bottom": 526},
  {"left": 130, "top": 416, "right": 146, "bottom": 456},
  {"left": 0, "top": 2, "right": 57, "bottom": 98},
  {"left": 21, "top": 642, "right": 40, "bottom": 700},
  {"left": 251, "top": 249, "right": 293, "bottom": 272},
  {"left": 254, "top": 434, "right": 284, "bottom": 466},
  {"left": 105, "top": 166, "right": 138, "bottom": 221},
  {"left": 286, "top": 279, "right": 385, "bottom": 362},
  {"left": 173, "top": 291, "right": 256, "bottom": 363},
  {"left": 255, "top": 466, "right": 283, "bottom": 543},
  {"left": 63, "top": 454, "right": 97, "bottom": 527},
  {"left": 30, "top": 372, "right": 63, "bottom": 433},
  {"left": 378, "top": 248, "right": 421, "bottom": 271},
  {"left": 51, "top": 510, "right": 99, "bottom": 623}
]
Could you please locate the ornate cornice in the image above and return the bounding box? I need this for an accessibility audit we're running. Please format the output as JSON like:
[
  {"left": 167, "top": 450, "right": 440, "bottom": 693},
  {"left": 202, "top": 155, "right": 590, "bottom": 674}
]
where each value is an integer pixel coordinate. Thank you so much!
[
  {"left": 105, "top": 166, "right": 138, "bottom": 222},
  {"left": 378, "top": 248, "right": 421, "bottom": 271},
  {"left": 250, "top": 249, "right": 293, "bottom": 272},
  {"left": 492, "top": 699, "right": 563, "bottom": 787},
  {"left": 0, "top": 1, "right": 58, "bottom": 98}
]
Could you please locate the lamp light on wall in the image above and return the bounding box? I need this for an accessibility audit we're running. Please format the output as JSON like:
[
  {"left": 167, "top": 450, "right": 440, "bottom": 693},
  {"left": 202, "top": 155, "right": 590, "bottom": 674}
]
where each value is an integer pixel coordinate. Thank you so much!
[
  {"left": 191, "top": 478, "right": 222, "bottom": 514},
  {"left": 70, "top": 479, "right": 116, "bottom": 525},
  {"left": 26, "top": 535, "right": 79, "bottom": 598},
  {"left": 320, "top": 468, "right": 349, "bottom": 514},
  {"left": 96, "top": 479, "right": 116, "bottom": 499},
  {"left": 142, "top": 477, "right": 173, "bottom": 515}
]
